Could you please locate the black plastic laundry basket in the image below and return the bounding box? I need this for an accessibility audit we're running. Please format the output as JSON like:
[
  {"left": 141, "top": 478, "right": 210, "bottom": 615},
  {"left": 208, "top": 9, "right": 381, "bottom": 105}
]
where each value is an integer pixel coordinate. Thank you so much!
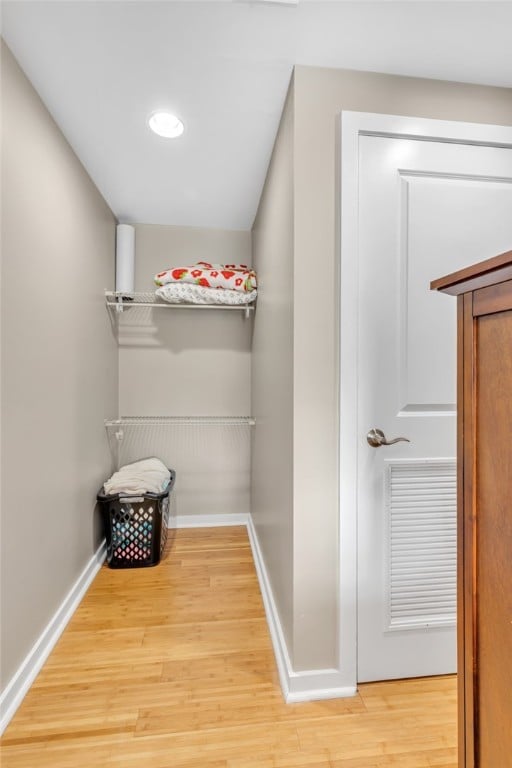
[{"left": 97, "top": 469, "right": 176, "bottom": 569}]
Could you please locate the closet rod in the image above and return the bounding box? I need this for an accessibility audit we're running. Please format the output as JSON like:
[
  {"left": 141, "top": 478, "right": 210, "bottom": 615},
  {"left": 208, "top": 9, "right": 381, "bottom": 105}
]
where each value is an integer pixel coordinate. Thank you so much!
[
  {"left": 105, "top": 292, "right": 255, "bottom": 318},
  {"left": 108, "top": 302, "right": 254, "bottom": 311},
  {"left": 105, "top": 416, "right": 256, "bottom": 427}
]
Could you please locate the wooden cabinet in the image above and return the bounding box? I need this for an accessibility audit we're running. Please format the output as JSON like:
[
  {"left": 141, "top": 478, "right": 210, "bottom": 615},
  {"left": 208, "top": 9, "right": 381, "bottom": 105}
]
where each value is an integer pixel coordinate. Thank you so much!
[{"left": 431, "top": 250, "right": 512, "bottom": 768}]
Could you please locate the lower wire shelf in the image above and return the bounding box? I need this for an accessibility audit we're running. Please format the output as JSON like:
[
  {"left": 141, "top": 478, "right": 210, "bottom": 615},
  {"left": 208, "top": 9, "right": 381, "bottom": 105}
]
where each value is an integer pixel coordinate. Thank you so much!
[
  {"left": 105, "top": 416, "right": 256, "bottom": 427},
  {"left": 104, "top": 416, "right": 256, "bottom": 472}
]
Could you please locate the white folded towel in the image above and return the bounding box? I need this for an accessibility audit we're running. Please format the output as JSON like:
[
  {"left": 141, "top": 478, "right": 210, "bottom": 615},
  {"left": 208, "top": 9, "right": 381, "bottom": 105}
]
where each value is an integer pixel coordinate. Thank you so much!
[
  {"left": 156, "top": 282, "right": 257, "bottom": 305},
  {"left": 104, "top": 458, "right": 171, "bottom": 496}
]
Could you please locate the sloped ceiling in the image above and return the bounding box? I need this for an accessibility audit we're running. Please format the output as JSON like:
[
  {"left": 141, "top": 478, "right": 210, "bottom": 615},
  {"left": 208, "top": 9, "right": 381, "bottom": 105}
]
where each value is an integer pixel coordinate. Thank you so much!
[{"left": 2, "top": 1, "right": 512, "bottom": 230}]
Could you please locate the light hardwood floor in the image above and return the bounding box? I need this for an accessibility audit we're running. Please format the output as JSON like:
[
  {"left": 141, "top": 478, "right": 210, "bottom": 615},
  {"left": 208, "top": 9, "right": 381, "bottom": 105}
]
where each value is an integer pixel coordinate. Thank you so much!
[{"left": 1, "top": 526, "right": 457, "bottom": 767}]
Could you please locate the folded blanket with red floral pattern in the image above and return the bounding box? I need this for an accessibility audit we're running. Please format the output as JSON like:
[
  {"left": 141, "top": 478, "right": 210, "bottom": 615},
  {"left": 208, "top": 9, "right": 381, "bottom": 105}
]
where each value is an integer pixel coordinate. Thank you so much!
[{"left": 154, "top": 261, "right": 257, "bottom": 293}]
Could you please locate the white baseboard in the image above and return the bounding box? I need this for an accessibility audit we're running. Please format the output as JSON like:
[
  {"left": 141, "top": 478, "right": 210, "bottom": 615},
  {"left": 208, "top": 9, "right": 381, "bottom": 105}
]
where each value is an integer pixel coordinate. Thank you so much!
[
  {"left": 173, "top": 512, "right": 250, "bottom": 528},
  {"left": 246, "top": 516, "right": 357, "bottom": 703},
  {"left": 245, "top": 515, "right": 293, "bottom": 698},
  {"left": 0, "top": 541, "right": 106, "bottom": 736},
  {"left": 286, "top": 673, "right": 357, "bottom": 702}
]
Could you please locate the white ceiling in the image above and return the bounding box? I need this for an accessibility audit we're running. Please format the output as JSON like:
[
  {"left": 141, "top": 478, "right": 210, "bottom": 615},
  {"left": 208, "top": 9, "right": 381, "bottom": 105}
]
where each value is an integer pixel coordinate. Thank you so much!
[{"left": 2, "top": 1, "right": 512, "bottom": 231}]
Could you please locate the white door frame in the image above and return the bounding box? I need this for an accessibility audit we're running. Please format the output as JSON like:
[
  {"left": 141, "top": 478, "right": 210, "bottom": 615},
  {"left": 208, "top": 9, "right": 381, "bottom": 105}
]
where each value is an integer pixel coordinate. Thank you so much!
[{"left": 338, "top": 111, "right": 512, "bottom": 689}]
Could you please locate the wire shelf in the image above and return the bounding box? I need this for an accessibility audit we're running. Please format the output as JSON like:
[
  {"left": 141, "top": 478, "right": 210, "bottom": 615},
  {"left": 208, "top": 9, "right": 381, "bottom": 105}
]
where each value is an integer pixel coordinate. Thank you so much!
[
  {"left": 105, "top": 416, "right": 256, "bottom": 427},
  {"left": 103, "top": 417, "right": 254, "bottom": 516},
  {"left": 104, "top": 417, "right": 256, "bottom": 469},
  {"left": 105, "top": 291, "right": 255, "bottom": 317}
]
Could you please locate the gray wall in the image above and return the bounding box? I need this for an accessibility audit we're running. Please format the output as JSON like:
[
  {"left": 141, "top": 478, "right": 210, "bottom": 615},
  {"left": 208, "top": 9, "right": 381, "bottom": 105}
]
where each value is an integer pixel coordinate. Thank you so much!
[
  {"left": 120, "top": 224, "right": 252, "bottom": 417},
  {"left": 251, "top": 82, "right": 295, "bottom": 656},
  {"left": 252, "top": 64, "right": 512, "bottom": 673},
  {"left": 118, "top": 224, "right": 252, "bottom": 518},
  {"left": 0, "top": 41, "right": 118, "bottom": 689}
]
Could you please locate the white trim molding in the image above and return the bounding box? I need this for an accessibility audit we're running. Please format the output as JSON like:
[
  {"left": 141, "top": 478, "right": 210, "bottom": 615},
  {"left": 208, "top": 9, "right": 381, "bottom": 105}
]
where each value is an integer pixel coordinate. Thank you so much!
[
  {"left": 0, "top": 541, "right": 106, "bottom": 735},
  {"left": 172, "top": 512, "right": 250, "bottom": 528},
  {"left": 339, "top": 111, "right": 512, "bottom": 688},
  {"left": 247, "top": 516, "right": 357, "bottom": 703}
]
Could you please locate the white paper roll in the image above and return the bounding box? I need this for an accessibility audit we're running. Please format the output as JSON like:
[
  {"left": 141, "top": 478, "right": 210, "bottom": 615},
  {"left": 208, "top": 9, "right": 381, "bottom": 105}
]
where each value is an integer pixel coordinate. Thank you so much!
[{"left": 115, "top": 224, "right": 135, "bottom": 293}]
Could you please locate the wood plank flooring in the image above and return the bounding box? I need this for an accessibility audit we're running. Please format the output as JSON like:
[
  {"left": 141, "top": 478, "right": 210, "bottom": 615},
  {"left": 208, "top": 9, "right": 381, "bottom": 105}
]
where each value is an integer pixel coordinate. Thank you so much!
[{"left": 1, "top": 526, "right": 457, "bottom": 767}]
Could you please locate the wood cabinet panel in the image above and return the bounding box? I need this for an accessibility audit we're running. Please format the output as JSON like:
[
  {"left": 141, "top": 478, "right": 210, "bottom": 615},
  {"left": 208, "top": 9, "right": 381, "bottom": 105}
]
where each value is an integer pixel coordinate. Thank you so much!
[
  {"left": 434, "top": 256, "right": 512, "bottom": 768},
  {"left": 473, "top": 279, "right": 512, "bottom": 316},
  {"left": 475, "top": 310, "right": 512, "bottom": 767}
]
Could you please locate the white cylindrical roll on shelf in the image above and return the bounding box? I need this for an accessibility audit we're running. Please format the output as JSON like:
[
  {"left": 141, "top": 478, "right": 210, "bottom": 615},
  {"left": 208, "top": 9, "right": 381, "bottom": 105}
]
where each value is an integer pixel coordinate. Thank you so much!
[{"left": 115, "top": 224, "right": 135, "bottom": 293}]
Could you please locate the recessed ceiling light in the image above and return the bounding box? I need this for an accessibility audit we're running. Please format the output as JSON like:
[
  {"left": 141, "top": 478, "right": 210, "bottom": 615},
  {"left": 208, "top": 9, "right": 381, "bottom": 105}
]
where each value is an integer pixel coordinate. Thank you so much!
[{"left": 148, "top": 112, "right": 184, "bottom": 139}]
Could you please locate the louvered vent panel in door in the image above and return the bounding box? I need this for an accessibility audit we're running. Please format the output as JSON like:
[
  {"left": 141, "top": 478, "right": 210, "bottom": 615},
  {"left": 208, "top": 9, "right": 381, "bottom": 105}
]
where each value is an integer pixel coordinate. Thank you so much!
[{"left": 385, "top": 460, "right": 456, "bottom": 631}]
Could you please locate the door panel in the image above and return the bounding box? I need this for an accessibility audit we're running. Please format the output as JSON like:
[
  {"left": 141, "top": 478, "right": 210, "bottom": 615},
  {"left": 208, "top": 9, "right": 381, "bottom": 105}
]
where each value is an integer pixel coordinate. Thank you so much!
[
  {"left": 402, "top": 173, "right": 511, "bottom": 412},
  {"left": 357, "top": 135, "right": 512, "bottom": 682}
]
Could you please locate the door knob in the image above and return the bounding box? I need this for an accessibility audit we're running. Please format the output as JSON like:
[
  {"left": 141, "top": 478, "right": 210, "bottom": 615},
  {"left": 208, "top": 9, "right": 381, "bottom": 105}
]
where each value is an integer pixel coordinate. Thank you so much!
[{"left": 367, "top": 428, "right": 410, "bottom": 448}]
